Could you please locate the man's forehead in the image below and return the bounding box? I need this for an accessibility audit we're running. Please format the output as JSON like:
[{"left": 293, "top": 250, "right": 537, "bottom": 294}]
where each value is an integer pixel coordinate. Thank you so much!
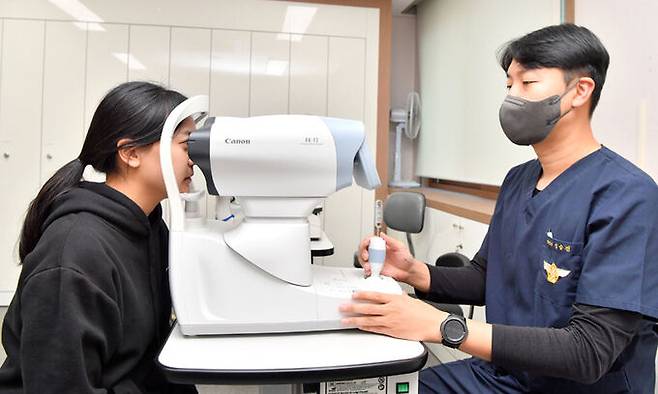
[
  {"left": 506, "top": 60, "right": 529, "bottom": 77},
  {"left": 506, "top": 62, "right": 560, "bottom": 78}
]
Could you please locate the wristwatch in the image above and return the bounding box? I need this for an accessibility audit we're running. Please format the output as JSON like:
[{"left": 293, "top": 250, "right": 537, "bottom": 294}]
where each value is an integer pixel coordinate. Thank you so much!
[{"left": 440, "top": 314, "right": 468, "bottom": 349}]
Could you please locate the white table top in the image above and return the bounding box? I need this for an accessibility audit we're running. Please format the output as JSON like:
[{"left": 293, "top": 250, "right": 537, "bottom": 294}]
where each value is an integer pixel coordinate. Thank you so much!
[{"left": 158, "top": 324, "right": 427, "bottom": 384}]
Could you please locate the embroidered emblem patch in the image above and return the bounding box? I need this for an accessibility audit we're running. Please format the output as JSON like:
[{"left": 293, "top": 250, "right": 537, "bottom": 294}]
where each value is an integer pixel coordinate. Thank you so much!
[{"left": 543, "top": 261, "right": 571, "bottom": 284}]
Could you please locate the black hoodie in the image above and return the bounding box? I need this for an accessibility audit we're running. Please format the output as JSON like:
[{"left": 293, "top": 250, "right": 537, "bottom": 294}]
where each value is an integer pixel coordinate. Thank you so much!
[{"left": 0, "top": 182, "right": 197, "bottom": 394}]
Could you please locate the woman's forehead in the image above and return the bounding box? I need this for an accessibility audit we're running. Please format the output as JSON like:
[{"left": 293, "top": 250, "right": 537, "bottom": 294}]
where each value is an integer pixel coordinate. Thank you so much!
[{"left": 175, "top": 117, "right": 196, "bottom": 133}]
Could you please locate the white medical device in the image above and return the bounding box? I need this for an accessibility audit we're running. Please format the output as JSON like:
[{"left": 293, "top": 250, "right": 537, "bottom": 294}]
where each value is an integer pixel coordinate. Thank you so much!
[{"left": 160, "top": 96, "right": 402, "bottom": 336}]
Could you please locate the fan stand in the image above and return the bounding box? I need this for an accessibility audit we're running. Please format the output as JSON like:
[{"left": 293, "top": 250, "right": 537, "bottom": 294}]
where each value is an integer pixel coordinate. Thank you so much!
[{"left": 389, "top": 122, "right": 420, "bottom": 188}]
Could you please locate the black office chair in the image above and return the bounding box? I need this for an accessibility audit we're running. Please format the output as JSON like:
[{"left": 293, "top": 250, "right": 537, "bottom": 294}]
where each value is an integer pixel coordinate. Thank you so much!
[
  {"left": 354, "top": 192, "right": 471, "bottom": 317},
  {"left": 434, "top": 252, "right": 474, "bottom": 319}
]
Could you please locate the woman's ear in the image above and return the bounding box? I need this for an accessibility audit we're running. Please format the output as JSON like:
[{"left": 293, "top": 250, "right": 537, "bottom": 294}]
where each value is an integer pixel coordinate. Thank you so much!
[
  {"left": 116, "top": 138, "right": 141, "bottom": 169},
  {"left": 571, "top": 77, "right": 595, "bottom": 109}
]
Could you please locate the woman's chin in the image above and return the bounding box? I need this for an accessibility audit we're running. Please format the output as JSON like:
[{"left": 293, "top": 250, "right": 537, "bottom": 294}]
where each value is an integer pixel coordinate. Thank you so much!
[
  {"left": 179, "top": 178, "right": 192, "bottom": 193},
  {"left": 179, "top": 184, "right": 189, "bottom": 193}
]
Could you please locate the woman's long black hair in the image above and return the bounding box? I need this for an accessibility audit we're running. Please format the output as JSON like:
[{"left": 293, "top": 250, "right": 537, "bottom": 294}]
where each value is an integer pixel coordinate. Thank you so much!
[{"left": 18, "top": 81, "right": 186, "bottom": 262}]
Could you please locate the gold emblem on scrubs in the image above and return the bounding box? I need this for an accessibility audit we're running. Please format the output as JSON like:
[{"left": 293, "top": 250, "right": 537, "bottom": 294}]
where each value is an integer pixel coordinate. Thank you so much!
[{"left": 543, "top": 261, "right": 571, "bottom": 284}]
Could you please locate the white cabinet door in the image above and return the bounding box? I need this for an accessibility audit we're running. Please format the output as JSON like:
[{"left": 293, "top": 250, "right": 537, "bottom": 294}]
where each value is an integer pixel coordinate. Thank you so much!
[
  {"left": 289, "top": 34, "right": 328, "bottom": 115},
  {"left": 170, "top": 27, "right": 211, "bottom": 98},
  {"left": 210, "top": 30, "right": 250, "bottom": 117},
  {"left": 128, "top": 25, "right": 170, "bottom": 84},
  {"left": 0, "top": 19, "right": 45, "bottom": 303},
  {"left": 395, "top": 208, "right": 462, "bottom": 267},
  {"left": 422, "top": 209, "right": 464, "bottom": 264},
  {"left": 416, "top": 211, "right": 488, "bottom": 264},
  {"left": 250, "top": 32, "right": 289, "bottom": 116},
  {"left": 432, "top": 213, "right": 488, "bottom": 322},
  {"left": 322, "top": 37, "right": 366, "bottom": 268},
  {"left": 460, "top": 216, "right": 488, "bottom": 259},
  {"left": 327, "top": 37, "right": 365, "bottom": 120},
  {"left": 85, "top": 24, "right": 129, "bottom": 132},
  {"left": 41, "top": 21, "right": 87, "bottom": 184}
]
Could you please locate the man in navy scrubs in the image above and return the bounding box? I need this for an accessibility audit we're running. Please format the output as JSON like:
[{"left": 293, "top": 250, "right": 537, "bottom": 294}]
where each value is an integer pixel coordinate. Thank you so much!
[{"left": 341, "top": 24, "right": 658, "bottom": 393}]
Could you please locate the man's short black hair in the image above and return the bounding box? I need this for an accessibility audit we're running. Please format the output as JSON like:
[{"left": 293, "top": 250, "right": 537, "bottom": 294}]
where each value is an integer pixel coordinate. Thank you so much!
[{"left": 498, "top": 24, "right": 610, "bottom": 116}]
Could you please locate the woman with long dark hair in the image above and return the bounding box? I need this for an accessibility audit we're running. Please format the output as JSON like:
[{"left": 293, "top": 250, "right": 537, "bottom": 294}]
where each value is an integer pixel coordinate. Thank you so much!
[{"left": 0, "top": 81, "right": 198, "bottom": 393}]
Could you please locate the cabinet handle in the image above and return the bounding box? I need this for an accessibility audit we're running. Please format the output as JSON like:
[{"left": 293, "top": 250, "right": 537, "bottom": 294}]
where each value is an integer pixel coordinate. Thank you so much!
[
  {"left": 2, "top": 152, "right": 8, "bottom": 159},
  {"left": 46, "top": 154, "right": 53, "bottom": 159},
  {"left": 452, "top": 223, "right": 464, "bottom": 230},
  {"left": 455, "top": 243, "right": 463, "bottom": 252}
]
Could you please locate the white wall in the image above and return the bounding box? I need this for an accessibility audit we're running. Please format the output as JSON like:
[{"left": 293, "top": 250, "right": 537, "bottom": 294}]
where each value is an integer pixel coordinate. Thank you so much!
[
  {"left": 414, "top": 0, "right": 560, "bottom": 186},
  {"left": 0, "top": 0, "right": 381, "bottom": 304},
  {"left": 575, "top": 0, "right": 658, "bottom": 181}
]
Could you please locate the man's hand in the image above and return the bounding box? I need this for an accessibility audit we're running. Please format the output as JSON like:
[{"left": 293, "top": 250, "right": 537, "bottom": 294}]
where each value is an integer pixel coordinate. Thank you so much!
[
  {"left": 358, "top": 233, "right": 430, "bottom": 291},
  {"left": 340, "top": 291, "right": 446, "bottom": 342}
]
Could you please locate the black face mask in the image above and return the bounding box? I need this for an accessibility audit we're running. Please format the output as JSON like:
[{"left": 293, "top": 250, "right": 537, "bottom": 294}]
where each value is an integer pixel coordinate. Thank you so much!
[{"left": 498, "top": 82, "right": 577, "bottom": 146}]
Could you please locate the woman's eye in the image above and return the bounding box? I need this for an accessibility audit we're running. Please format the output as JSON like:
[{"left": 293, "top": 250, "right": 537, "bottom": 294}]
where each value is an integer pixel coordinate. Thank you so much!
[{"left": 523, "top": 80, "right": 537, "bottom": 85}]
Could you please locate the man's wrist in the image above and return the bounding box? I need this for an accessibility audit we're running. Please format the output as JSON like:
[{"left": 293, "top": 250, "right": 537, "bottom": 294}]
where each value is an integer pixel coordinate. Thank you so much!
[
  {"left": 408, "top": 259, "right": 431, "bottom": 292},
  {"left": 424, "top": 309, "right": 447, "bottom": 343}
]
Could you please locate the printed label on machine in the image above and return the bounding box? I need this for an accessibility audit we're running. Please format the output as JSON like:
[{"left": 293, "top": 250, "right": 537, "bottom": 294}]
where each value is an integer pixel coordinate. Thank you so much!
[{"left": 325, "top": 377, "right": 386, "bottom": 394}]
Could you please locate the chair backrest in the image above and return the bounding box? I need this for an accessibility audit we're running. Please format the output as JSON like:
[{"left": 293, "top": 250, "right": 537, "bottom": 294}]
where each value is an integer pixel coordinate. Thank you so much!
[
  {"left": 435, "top": 252, "right": 470, "bottom": 268},
  {"left": 383, "top": 192, "right": 426, "bottom": 234}
]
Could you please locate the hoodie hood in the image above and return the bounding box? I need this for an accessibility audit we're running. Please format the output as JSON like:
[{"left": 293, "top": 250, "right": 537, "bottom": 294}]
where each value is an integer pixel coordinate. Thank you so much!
[{"left": 43, "top": 181, "right": 163, "bottom": 238}]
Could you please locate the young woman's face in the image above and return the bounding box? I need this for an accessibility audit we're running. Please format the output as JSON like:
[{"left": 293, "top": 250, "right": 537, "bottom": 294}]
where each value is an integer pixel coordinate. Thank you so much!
[
  {"left": 171, "top": 117, "right": 196, "bottom": 193},
  {"left": 138, "top": 116, "right": 196, "bottom": 199}
]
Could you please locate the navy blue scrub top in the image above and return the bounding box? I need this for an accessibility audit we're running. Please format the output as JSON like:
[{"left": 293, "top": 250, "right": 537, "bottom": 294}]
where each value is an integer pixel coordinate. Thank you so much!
[{"left": 481, "top": 146, "right": 658, "bottom": 392}]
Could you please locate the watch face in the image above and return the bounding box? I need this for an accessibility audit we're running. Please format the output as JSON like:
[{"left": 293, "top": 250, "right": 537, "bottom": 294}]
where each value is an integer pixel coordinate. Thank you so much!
[{"left": 444, "top": 319, "right": 466, "bottom": 342}]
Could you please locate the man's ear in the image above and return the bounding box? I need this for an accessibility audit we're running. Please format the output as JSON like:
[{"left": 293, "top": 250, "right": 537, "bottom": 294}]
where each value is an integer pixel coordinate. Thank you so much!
[
  {"left": 116, "top": 138, "right": 141, "bottom": 169},
  {"left": 571, "top": 77, "right": 595, "bottom": 109}
]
